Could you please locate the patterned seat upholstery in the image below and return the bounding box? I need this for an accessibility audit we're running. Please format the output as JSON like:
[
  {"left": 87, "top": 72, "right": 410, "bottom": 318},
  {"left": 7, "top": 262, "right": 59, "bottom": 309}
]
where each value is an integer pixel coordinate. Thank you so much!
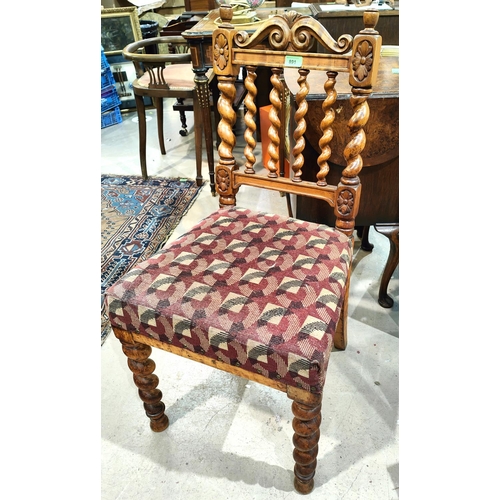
[
  {"left": 106, "top": 207, "right": 352, "bottom": 394},
  {"left": 105, "top": 6, "right": 382, "bottom": 495}
]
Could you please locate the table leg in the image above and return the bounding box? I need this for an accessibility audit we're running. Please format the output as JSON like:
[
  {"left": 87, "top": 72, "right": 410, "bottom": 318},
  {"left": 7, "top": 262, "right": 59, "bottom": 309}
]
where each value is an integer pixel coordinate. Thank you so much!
[
  {"left": 356, "top": 225, "right": 374, "bottom": 251},
  {"left": 374, "top": 223, "right": 399, "bottom": 308},
  {"left": 194, "top": 69, "right": 216, "bottom": 196}
]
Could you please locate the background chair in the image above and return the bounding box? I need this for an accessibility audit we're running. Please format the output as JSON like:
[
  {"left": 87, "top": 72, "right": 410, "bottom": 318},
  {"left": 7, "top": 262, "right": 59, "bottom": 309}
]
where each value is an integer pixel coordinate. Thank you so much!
[
  {"left": 160, "top": 17, "right": 247, "bottom": 149},
  {"left": 122, "top": 36, "right": 214, "bottom": 189},
  {"left": 106, "top": 6, "right": 381, "bottom": 495}
]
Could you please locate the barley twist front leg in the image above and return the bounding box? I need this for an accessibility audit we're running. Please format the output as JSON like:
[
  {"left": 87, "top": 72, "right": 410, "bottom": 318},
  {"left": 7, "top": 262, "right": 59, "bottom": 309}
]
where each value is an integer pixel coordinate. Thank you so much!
[
  {"left": 291, "top": 398, "right": 322, "bottom": 494},
  {"left": 119, "top": 339, "right": 169, "bottom": 432}
]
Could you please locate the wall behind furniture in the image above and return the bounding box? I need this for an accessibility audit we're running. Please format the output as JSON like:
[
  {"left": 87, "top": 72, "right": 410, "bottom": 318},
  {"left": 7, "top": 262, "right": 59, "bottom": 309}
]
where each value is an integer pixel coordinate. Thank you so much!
[{"left": 101, "top": 0, "right": 185, "bottom": 15}]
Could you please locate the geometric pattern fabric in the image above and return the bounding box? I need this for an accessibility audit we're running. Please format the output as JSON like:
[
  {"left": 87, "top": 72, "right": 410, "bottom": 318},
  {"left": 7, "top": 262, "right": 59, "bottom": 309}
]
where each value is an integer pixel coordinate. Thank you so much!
[{"left": 105, "top": 207, "right": 352, "bottom": 394}]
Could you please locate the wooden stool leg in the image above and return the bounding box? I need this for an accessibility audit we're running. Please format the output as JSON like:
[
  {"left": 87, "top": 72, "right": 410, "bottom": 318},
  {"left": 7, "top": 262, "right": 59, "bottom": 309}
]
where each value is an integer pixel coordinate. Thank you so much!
[
  {"left": 135, "top": 93, "right": 148, "bottom": 180},
  {"left": 118, "top": 337, "right": 169, "bottom": 432},
  {"left": 156, "top": 97, "right": 166, "bottom": 155},
  {"left": 289, "top": 391, "right": 322, "bottom": 495},
  {"left": 374, "top": 223, "right": 399, "bottom": 308}
]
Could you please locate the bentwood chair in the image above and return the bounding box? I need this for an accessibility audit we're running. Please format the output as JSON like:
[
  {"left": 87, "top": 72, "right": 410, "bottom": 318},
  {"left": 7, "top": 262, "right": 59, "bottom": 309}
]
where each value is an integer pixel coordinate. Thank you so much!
[
  {"left": 105, "top": 6, "right": 381, "bottom": 494},
  {"left": 122, "top": 36, "right": 215, "bottom": 191}
]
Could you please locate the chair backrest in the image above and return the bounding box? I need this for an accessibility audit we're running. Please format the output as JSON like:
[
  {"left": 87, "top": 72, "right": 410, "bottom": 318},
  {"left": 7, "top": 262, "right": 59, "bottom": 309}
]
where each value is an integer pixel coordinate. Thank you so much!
[
  {"left": 123, "top": 36, "right": 192, "bottom": 84},
  {"left": 212, "top": 6, "right": 382, "bottom": 237}
]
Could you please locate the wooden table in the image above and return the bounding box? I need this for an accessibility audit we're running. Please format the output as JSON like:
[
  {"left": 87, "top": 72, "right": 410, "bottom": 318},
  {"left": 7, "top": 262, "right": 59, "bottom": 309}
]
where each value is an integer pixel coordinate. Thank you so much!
[
  {"left": 284, "top": 51, "right": 399, "bottom": 307},
  {"left": 308, "top": 4, "right": 399, "bottom": 46}
]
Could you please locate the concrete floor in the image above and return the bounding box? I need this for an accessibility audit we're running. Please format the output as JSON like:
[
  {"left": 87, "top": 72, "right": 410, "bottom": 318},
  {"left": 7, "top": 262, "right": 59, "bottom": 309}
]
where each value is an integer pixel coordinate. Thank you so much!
[{"left": 101, "top": 101, "right": 399, "bottom": 499}]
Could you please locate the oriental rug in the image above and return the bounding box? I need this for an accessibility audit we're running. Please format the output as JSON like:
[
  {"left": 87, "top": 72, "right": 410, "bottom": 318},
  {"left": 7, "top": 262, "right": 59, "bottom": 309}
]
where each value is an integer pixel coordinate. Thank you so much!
[{"left": 101, "top": 174, "right": 204, "bottom": 344}]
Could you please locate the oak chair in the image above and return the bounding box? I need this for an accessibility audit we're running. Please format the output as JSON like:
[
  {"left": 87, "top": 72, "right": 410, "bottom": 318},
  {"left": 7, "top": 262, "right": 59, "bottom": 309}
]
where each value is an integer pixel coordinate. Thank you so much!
[
  {"left": 106, "top": 6, "right": 381, "bottom": 494},
  {"left": 122, "top": 35, "right": 215, "bottom": 188}
]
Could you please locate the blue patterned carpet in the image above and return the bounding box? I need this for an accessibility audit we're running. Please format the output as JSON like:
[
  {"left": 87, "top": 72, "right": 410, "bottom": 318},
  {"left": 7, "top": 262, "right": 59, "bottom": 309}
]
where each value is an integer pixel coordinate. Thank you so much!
[{"left": 101, "top": 174, "right": 203, "bottom": 344}]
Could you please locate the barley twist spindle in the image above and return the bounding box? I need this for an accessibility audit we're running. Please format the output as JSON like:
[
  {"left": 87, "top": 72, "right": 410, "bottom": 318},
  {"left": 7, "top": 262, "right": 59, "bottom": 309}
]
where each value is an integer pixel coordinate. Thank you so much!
[
  {"left": 217, "top": 75, "right": 238, "bottom": 163},
  {"left": 243, "top": 65, "right": 258, "bottom": 173},
  {"left": 317, "top": 71, "right": 338, "bottom": 186},
  {"left": 291, "top": 68, "right": 309, "bottom": 182},
  {"left": 267, "top": 68, "right": 283, "bottom": 178}
]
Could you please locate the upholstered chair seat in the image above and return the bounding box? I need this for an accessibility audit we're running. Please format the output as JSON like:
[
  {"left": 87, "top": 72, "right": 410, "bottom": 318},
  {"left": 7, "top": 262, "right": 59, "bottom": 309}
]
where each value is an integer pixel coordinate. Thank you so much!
[{"left": 106, "top": 207, "right": 352, "bottom": 394}]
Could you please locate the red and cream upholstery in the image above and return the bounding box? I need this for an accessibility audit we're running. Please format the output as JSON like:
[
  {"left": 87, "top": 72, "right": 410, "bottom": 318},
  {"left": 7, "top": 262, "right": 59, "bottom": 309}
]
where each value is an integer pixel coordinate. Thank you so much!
[{"left": 105, "top": 207, "right": 352, "bottom": 394}]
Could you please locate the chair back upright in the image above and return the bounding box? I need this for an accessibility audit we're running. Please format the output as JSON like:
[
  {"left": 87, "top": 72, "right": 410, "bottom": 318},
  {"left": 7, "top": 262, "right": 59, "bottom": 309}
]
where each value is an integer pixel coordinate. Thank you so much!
[{"left": 213, "top": 6, "right": 382, "bottom": 237}]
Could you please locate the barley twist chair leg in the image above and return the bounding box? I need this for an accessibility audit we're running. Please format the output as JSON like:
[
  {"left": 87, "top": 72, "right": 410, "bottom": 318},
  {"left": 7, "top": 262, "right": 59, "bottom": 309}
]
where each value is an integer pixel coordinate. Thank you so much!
[
  {"left": 119, "top": 339, "right": 169, "bottom": 432},
  {"left": 291, "top": 397, "right": 322, "bottom": 494}
]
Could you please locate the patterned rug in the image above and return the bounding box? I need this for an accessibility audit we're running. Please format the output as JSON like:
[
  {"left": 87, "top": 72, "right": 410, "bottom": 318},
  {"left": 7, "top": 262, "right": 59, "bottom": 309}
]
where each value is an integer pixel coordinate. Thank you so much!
[{"left": 101, "top": 174, "right": 204, "bottom": 344}]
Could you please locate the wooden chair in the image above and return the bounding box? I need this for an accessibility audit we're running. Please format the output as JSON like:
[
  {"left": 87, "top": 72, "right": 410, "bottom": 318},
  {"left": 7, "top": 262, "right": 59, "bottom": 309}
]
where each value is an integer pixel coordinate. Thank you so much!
[
  {"left": 158, "top": 21, "right": 212, "bottom": 140},
  {"left": 122, "top": 36, "right": 215, "bottom": 189},
  {"left": 159, "top": 18, "right": 247, "bottom": 151},
  {"left": 106, "top": 6, "right": 381, "bottom": 494}
]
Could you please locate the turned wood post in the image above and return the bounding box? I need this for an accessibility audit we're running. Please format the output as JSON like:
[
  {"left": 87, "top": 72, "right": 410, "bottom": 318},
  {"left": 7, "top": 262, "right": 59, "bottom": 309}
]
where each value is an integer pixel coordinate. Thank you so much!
[
  {"left": 213, "top": 6, "right": 240, "bottom": 207},
  {"left": 288, "top": 388, "right": 323, "bottom": 494},
  {"left": 335, "top": 10, "right": 382, "bottom": 238},
  {"left": 113, "top": 328, "right": 169, "bottom": 432},
  {"left": 243, "top": 64, "right": 258, "bottom": 174}
]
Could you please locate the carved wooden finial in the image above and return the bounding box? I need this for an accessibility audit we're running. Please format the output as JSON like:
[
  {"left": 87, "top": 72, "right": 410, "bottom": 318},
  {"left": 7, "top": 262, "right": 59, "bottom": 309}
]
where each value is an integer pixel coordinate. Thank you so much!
[
  {"left": 362, "top": 9, "right": 379, "bottom": 33},
  {"left": 219, "top": 4, "right": 233, "bottom": 25}
]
